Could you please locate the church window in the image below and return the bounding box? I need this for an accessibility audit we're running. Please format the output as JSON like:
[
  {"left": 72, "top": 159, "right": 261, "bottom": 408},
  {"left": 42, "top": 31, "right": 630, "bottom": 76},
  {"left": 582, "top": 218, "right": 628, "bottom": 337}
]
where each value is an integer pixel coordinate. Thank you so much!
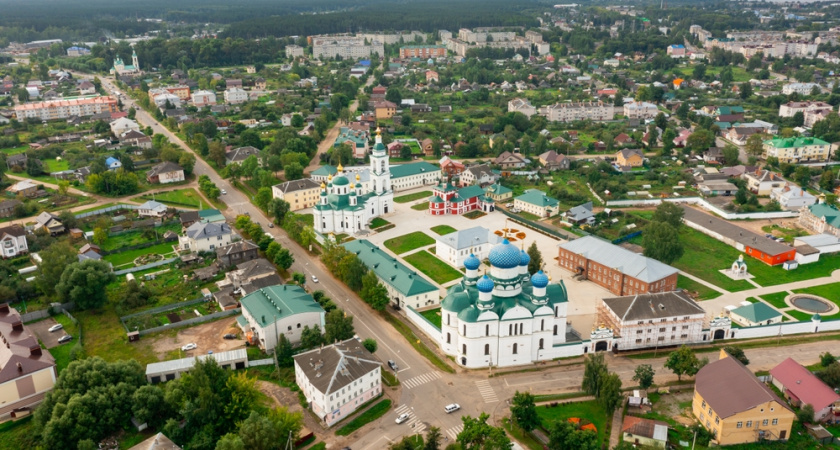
[
  {"left": 446, "top": 333, "right": 451, "bottom": 344},
  {"left": 512, "top": 343, "right": 518, "bottom": 354},
  {"left": 541, "top": 319, "right": 544, "bottom": 331},
  {"left": 462, "top": 344, "right": 467, "bottom": 355},
  {"left": 486, "top": 325, "right": 489, "bottom": 336},
  {"left": 539, "top": 339, "right": 544, "bottom": 350},
  {"left": 484, "top": 344, "right": 490, "bottom": 355},
  {"left": 553, "top": 325, "right": 558, "bottom": 336}
]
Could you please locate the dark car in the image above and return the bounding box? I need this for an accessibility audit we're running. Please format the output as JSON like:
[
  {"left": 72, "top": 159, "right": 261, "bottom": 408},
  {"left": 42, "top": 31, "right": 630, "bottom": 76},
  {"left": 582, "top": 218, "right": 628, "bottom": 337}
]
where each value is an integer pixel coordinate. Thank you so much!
[
  {"left": 58, "top": 335, "right": 73, "bottom": 344},
  {"left": 223, "top": 333, "right": 237, "bottom": 340},
  {"left": 388, "top": 360, "right": 398, "bottom": 371}
]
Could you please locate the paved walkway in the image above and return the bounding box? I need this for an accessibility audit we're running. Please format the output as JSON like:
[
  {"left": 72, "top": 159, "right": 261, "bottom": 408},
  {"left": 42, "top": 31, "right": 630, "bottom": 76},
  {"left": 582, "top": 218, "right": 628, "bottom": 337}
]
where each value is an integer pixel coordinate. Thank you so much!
[
  {"left": 608, "top": 397, "right": 626, "bottom": 449},
  {"left": 679, "top": 270, "right": 729, "bottom": 295}
]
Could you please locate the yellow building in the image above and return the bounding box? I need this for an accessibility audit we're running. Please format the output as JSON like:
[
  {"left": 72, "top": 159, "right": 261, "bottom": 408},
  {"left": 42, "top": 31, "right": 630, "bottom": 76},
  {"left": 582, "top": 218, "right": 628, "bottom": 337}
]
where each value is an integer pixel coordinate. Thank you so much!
[
  {"left": 374, "top": 101, "right": 397, "bottom": 120},
  {"left": 762, "top": 137, "right": 832, "bottom": 164},
  {"left": 616, "top": 149, "right": 644, "bottom": 167},
  {"left": 692, "top": 350, "right": 794, "bottom": 445},
  {"left": 0, "top": 303, "right": 57, "bottom": 420},
  {"left": 271, "top": 178, "right": 322, "bottom": 211}
]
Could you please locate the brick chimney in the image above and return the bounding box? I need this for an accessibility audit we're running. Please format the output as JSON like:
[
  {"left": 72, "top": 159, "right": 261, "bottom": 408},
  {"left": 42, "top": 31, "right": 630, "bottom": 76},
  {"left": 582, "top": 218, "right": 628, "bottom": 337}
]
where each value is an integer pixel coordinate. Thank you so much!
[
  {"left": 29, "top": 345, "right": 42, "bottom": 356},
  {"left": 12, "top": 319, "right": 23, "bottom": 332},
  {"left": 0, "top": 303, "right": 9, "bottom": 314}
]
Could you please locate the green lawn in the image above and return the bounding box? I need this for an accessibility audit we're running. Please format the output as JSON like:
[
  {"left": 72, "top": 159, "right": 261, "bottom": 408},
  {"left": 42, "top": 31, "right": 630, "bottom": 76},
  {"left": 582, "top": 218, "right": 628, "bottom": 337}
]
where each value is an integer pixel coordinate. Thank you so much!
[
  {"left": 677, "top": 276, "right": 721, "bottom": 300},
  {"left": 74, "top": 309, "right": 160, "bottom": 366},
  {"left": 49, "top": 313, "right": 80, "bottom": 373},
  {"left": 788, "top": 310, "right": 817, "bottom": 321},
  {"left": 518, "top": 211, "right": 541, "bottom": 221},
  {"left": 758, "top": 292, "right": 790, "bottom": 309},
  {"left": 99, "top": 223, "right": 181, "bottom": 250},
  {"left": 418, "top": 307, "right": 442, "bottom": 329},
  {"left": 0, "top": 417, "right": 36, "bottom": 450},
  {"left": 138, "top": 188, "right": 203, "bottom": 208},
  {"left": 404, "top": 251, "right": 463, "bottom": 284},
  {"left": 383, "top": 231, "right": 435, "bottom": 254},
  {"left": 793, "top": 282, "right": 840, "bottom": 303},
  {"left": 747, "top": 253, "right": 840, "bottom": 287},
  {"left": 394, "top": 191, "right": 432, "bottom": 203},
  {"left": 370, "top": 217, "right": 390, "bottom": 229},
  {"left": 335, "top": 399, "right": 391, "bottom": 436},
  {"left": 103, "top": 242, "right": 177, "bottom": 266},
  {"left": 463, "top": 210, "right": 486, "bottom": 219},
  {"left": 74, "top": 202, "right": 116, "bottom": 215},
  {"left": 430, "top": 225, "right": 457, "bottom": 235},
  {"left": 661, "top": 227, "right": 753, "bottom": 292},
  {"left": 411, "top": 203, "right": 429, "bottom": 211},
  {"left": 42, "top": 158, "right": 69, "bottom": 172},
  {"left": 536, "top": 401, "right": 609, "bottom": 446}
]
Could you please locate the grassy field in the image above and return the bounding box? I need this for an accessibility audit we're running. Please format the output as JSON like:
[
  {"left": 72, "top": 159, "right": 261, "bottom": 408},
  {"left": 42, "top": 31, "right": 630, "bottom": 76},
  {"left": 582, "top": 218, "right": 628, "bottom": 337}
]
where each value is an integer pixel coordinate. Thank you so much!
[
  {"left": 394, "top": 191, "right": 432, "bottom": 203},
  {"left": 75, "top": 309, "right": 161, "bottom": 366},
  {"left": 411, "top": 203, "right": 429, "bottom": 211},
  {"left": 383, "top": 231, "right": 435, "bottom": 254},
  {"left": 676, "top": 276, "right": 722, "bottom": 300},
  {"left": 518, "top": 211, "right": 542, "bottom": 221},
  {"left": 0, "top": 417, "right": 36, "bottom": 450},
  {"left": 99, "top": 223, "right": 181, "bottom": 250},
  {"left": 791, "top": 282, "right": 840, "bottom": 319},
  {"left": 335, "top": 399, "right": 391, "bottom": 436},
  {"left": 138, "top": 188, "right": 204, "bottom": 208},
  {"left": 535, "top": 401, "right": 609, "bottom": 446},
  {"left": 430, "top": 225, "right": 457, "bottom": 235},
  {"left": 463, "top": 210, "right": 486, "bottom": 219},
  {"left": 418, "top": 307, "right": 442, "bottom": 329},
  {"left": 382, "top": 312, "right": 454, "bottom": 373},
  {"left": 42, "top": 158, "right": 70, "bottom": 172},
  {"left": 758, "top": 292, "right": 790, "bottom": 309},
  {"left": 658, "top": 227, "right": 753, "bottom": 292},
  {"left": 404, "top": 251, "right": 463, "bottom": 284},
  {"left": 49, "top": 313, "right": 80, "bottom": 373},
  {"left": 103, "top": 242, "right": 177, "bottom": 267}
]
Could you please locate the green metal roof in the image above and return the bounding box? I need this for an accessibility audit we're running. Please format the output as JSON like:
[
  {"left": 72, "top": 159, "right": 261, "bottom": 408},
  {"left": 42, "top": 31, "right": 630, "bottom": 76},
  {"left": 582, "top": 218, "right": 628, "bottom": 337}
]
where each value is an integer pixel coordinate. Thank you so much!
[
  {"left": 343, "top": 239, "right": 438, "bottom": 297},
  {"left": 732, "top": 302, "right": 781, "bottom": 323},
  {"left": 485, "top": 183, "right": 512, "bottom": 196},
  {"left": 335, "top": 127, "right": 368, "bottom": 148},
  {"left": 390, "top": 162, "right": 440, "bottom": 179},
  {"left": 311, "top": 165, "right": 337, "bottom": 177},
  {"left": 198, "top": 209, "right": 226, "bottom": 223},
  {"left": 240, "top": 285, "right": 325, "bottom": 328},
  {"left": 716, "top": 106, "right": 744, "bottom": 115},
  {"left": 515, "top": 189, "right": 559, "bottom": 208},
  {"left": 458, "top": 185, "right": 485, "bottom": 200},
  {"left": 808, "top": 203, "right": 840, "bottom": 228},
  {"left": 764, "top": 137, "right": 829, "bottom": 149}
]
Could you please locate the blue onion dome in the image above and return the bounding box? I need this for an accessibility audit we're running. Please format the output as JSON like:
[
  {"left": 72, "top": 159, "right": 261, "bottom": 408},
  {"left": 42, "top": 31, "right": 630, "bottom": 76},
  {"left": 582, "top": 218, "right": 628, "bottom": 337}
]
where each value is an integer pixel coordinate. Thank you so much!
[
  {"left": 519, "top": 249, "right": 530, "bottom": 266},
  {"left": 464, "top": 253, "right": 481, "bottom": 271},
  {"left": 488, "top": 239, "right": 521, "bottom": 269},
  {"left": 812, "top": 313, "right": 822, "bottom": 321},
  {"left": 530, "top": 270, "right": 549, "bottom": 288},
  {"left": 476, "top": 275, "right": 495, "bottom": 293}
]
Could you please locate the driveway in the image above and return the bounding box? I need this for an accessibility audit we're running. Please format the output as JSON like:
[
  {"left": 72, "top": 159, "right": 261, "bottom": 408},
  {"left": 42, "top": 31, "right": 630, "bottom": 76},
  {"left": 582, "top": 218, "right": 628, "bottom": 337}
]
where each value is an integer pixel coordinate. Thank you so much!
[{"left": 28, "top": 318, "right": 65, "bottom": 349}]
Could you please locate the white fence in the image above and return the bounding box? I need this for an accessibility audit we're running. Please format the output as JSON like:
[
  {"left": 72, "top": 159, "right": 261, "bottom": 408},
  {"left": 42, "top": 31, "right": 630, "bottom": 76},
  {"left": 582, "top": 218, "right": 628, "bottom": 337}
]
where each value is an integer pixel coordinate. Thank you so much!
[
  {"left": 727, "top": 317, "right": 840, "bottom": 340},
  {"left": 606, "top": 197, "right": 800, "bottom": 220},
  {"left": 405, "top": 306, "right": 442, "bottom": 345},
  {"left": 249, "top": 358, "right": 275, "bottom": 367}
]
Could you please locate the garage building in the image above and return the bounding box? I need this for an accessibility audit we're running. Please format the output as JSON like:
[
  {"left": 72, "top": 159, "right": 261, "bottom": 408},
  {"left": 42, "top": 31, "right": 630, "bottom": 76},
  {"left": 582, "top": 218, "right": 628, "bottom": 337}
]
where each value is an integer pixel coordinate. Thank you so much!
[{"left": 145, "top": 348, "right": 248, "bottom": 384}]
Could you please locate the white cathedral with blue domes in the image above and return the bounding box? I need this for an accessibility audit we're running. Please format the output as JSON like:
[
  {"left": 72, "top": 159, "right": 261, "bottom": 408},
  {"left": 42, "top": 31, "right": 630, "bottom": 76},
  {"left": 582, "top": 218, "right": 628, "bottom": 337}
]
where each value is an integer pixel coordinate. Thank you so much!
[{"left": 440, "top": 238, "right": 573, "bottom": 368}]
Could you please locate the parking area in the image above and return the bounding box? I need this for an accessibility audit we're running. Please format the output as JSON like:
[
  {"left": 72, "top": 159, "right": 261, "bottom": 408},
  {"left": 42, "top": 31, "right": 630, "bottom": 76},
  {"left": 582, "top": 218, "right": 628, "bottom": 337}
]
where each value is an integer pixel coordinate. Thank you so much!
[
  {"left": 28, "top": 317, "right": 67, "bottom": 349},
  {"left": 151, "top": 317, "right": 247, "bottom": 359}
]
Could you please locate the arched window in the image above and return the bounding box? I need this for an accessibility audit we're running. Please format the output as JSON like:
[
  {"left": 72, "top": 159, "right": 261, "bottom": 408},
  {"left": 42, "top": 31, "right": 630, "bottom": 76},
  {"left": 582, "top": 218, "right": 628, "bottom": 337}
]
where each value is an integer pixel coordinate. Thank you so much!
[
  {"left": 539, "top": 338, "right": 544, "bottom": 350},
  {"left": 446, "top": 314, "right": 450, "bottom": 326},
  {"left": 541, "top": 319, "right": 544, "bottom": 331},
  {"left": 484, "top": 344, "right": 490, "bottom": 355},
  {"left": 446, "top": 333, "right": 451, "bottom": 344},
  {"left": 462, "top": 344, "right": 467, "bottom": 355},
  {"left": 485, "top": 324, "right": 490, "bottom": 336},
  {"left": 463, "top": 325, "right": 466, "bottom": 336},
  {"left": 553, "top": 325, "right": 558, "bottom": 336},
  {"left": 512, "top": 343, "right": 518, "bottom": 354}
]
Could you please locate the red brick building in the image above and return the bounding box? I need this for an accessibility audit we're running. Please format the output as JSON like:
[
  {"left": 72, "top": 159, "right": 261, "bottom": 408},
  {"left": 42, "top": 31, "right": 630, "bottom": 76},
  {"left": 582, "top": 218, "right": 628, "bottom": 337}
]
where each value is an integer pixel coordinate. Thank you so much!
[
  {"left": 399, "top": 45, "right": 447, "bottom": 59},
  {"left": 428, "top": 180, "right": 493, "bottom": 216},
  {"left": 557, "top": 236, "right": 679, "bottom": 296}
]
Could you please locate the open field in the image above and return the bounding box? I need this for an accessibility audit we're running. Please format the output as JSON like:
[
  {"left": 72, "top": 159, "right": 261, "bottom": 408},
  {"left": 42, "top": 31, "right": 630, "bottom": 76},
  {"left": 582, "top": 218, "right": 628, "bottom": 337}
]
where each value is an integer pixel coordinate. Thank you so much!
[
  {"left": 676, "top": 276, "right": 721, "bottom": 301},
  {"left": 430, "top": 225, "right": 457, "bottom": 235},
  {"left": 383, "top": 231, "right": 435, "bottom": 254},
  {"left": 404, "top": 251, "right": 463, "bottom": 284},
  {"left": 103, "top": 242, "right": 177, "bottom": 266},
  {"left": 138, "top": 188, "right": 204, "bottom": 208}
]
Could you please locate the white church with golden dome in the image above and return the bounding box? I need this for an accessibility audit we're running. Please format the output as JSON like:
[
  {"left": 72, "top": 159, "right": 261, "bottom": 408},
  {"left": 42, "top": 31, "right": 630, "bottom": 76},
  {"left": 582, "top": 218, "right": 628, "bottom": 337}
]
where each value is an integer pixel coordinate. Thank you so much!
[{"left": 313, "top": 131, "right": 394, "bottom": 234}]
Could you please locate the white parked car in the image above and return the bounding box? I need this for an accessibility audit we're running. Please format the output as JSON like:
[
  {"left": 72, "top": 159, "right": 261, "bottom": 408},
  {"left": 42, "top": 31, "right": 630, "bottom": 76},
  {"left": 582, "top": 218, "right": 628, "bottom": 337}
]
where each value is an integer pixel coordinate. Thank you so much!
[
  {"left": 395, "top": 413, "right": 410, "bottom": 424},
  {"left": 311, "top": 275, "right": 319, "bottom": 283},
  {"left": 181, "top": 343, "right": 197, "bottom": 351},
  {"left": 221, "top": 189, "right": 227, "bottom": 195},
  {"left": 444, "top": 403, "right": 461, "bottom": 414},
  {"left": 48, "top": 324, "right": 63, "bottom": 332}
]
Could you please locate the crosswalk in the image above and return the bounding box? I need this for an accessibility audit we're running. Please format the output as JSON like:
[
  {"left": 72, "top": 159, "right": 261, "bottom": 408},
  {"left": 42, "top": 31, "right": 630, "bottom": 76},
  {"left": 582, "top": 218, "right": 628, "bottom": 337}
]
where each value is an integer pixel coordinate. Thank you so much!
[
  {"left": 475, "top": 380, "right": 499, "bottom": 403},
  {"left": 394, "top": 404, "right": 426, "bottom": 434},
  {"left": 402, "top": 371, "right": 442, "bottom": 389},
  {"left": 445, "top": 424, "right": 464, "bottom": 441}
]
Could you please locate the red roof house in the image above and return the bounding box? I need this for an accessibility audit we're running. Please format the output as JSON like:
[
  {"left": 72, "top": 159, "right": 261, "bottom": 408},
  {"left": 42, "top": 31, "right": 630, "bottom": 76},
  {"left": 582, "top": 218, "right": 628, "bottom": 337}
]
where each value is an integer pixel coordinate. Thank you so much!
[{"left": 770, "top": 357, "right": 840, "bottom": 422}]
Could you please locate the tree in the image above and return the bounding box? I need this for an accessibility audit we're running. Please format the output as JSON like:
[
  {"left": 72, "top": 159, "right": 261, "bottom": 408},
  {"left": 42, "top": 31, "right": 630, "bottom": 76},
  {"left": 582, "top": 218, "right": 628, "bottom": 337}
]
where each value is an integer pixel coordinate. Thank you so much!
[
  {"left": 633, "top": 364, "right": 655, "bottom": 390},
  {"left": 324, "top": 309, "right": 355, "bottom": 343},
  {"left": 547, "top": 421, "right": 598, "bottom": 450},
  {"left": 132, "top": 385, "right": 168, "bottom": 429},
  {"left": 275, "top": 333, "right": 294, "bottom": 367},
  {"left": 820, "top": 352, "right": 836, "bottom": 368},
  {"left": 598, "top": 372, "right": 623, "bottom": 412},
  {"left": 686, "top": 129, "right": 715, "bottom": 154},
  {"left": 255, "top": 187, "right": 273, "bottom": 210},
  {"left": 300, "top": 325, "right": 324, "bottom": 349},
  {"left": 665, "top": 345, "right": 701, "bottom": 381},
  {"left": 651, "top": 202, "right": 684, "bottom": 230},
  {"left": 582, "top": 353, "right": 608, "bottom": 397},
  {"left": 796, "top": 404, "right": 815, "bottom": 424},
  {"left": 457, "top": 413, "right": 512, "bottom": 450},
  {"left": 739, "top": 82, "right": 753, "bottom": 100},
  {"left": 723, "top": 346, "right": 749, "bottom": 365},
  {"left": 36, "top": 241, "right": 77, "bottom": 296},
  {"left": 661, "top": 128, "right": 677, "bottom": 156},
  {"left": 270, "top": 198, "right": 291, "bottom": 224},
  {"left": 745, "top": 134, "right": 765, "bottom": 158},
  {"left": 819, "top": 169, "right": 835, "bottom": 192},
  {"left": 284, "top": 162, "right": 303, "bottom": 181},
  {"left": 92, "top": 227, "right": 108, "bottom": 246},
  {"left": 55, "top": 260, "right": 115, "bottom": 309},
  {"left": 273, "top": 248, "right": 294, "bottom": 270},
  {"left": 693, "top": 63, "right": 707, "bottom": 80},
  {"left": 526, "top": 241, "right": 543, "bottom": 274},
  {"left": 209, "top": 140, "right": 227, "bottom": 167},
  {"left": 643, "top": 222, "right": 684, "bottom": 264},
  {"left": 794, "top": 166, "right": 812, "bottom": 188},
  {"left": 360, "top": 270, "right": 389, "bottom": 311},
  {"left": 385, "top": 87, "right": 402, "bottom": 105},
  {"left": 722, "top": 144, "right": 741, "bottom": 166},
  {"left": 424, "top": 427, "right": 442, "bottom": 450},
  {"left": 655, "top": 112, "right": 667, "bottom": 131},
  {"left": 511, "top": 391, "right": 540, "bottom": 432},
  {"left": 362, "top": 338, "right": 377, "bottom": 353}
]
